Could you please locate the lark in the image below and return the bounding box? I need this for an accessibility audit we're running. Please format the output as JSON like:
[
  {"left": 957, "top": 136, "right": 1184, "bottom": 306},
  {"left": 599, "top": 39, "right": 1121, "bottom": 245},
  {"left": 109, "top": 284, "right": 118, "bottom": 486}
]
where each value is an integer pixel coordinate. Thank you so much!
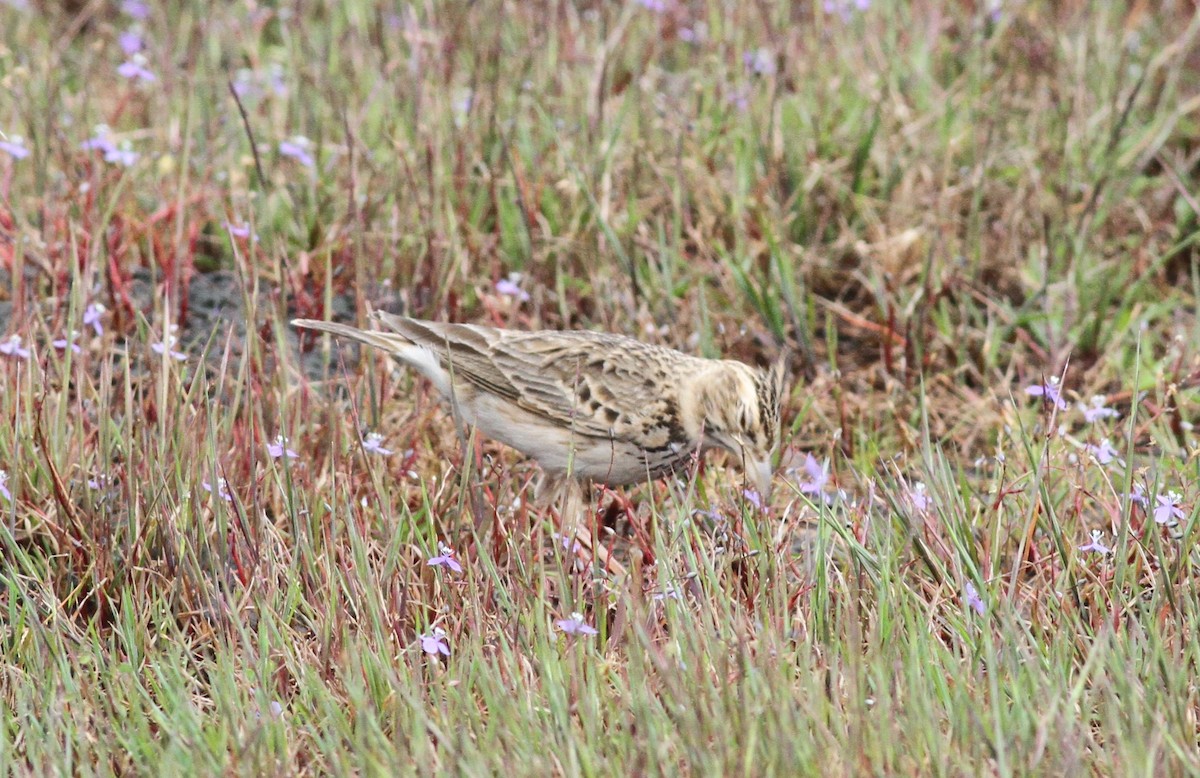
[{"left": 294, "top": 312, "right": 787, "bottom": 499}]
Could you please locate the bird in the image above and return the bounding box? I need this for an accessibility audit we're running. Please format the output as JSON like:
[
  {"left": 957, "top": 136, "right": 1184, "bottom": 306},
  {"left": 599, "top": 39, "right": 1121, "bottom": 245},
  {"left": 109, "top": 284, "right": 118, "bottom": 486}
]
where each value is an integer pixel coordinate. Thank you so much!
[{"left": 293, "top": 311, "right": 787, "bottom": 501}]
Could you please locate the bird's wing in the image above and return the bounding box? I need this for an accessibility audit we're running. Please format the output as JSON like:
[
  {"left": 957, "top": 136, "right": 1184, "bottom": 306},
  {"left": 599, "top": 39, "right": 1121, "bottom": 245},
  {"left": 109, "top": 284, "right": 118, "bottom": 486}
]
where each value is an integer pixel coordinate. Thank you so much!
[{"left": 376, "top": 313, "right": 687, "bottom": 446}]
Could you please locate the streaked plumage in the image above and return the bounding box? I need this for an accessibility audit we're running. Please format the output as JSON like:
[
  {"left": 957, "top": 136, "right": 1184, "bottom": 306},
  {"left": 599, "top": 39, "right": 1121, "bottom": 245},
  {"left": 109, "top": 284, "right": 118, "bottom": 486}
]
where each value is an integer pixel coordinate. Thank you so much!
[{"left": 294, "top": 311, "right": 787, "bottom": 497}]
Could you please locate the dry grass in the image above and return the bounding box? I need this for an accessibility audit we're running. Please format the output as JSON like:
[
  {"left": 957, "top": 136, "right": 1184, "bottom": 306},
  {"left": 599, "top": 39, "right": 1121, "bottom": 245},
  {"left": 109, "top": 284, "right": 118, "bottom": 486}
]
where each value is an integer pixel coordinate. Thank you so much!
[{"left": 1, "top": 0, "right": 1200, "bottom": 774}]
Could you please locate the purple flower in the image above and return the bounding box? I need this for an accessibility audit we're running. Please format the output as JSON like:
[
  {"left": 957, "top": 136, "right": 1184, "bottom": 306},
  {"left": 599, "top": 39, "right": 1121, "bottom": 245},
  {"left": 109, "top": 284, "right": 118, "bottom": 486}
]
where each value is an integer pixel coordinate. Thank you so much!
[
  {"left": 742, "top": 488, "right": 766, "bottom": 512},
  {"left": 81, "top": 126, "right": 116, "bottom": 154},
  {"left": 52, "top": 332, "right": 82, "bottom": 354},
  {"left": 83, "top": 303, "right": 106, "bottom": 336},
  {"left": 726, "top": 84, "right": 750, "bottom": 113},
  {"left": 268, "top": 435, "right": 298, "bottom": 460},
  {"left": 1153, "top": 492, "right": 1186, "bottom": 526},
  {"left": 225, "top": 220, "right": 255, "bottom": 240},
  {"left": 0, "top": 335, "right": 30, "bottom": 360},
  {"left": 361, "top": 432, "right": 393, "bottom": 456},
  {"left": 419, "top": 628, "right": 451, "bottom": 658},
  {"left": 151, "top": 326, "right": 186, "bottom": 361},
  {"left": 1078, "top": 531, "right": 1111, "bottom": 555},
  {"left": 87, "top": 474, "right": 108, "bottom": 490},
  {"left": 823, "top": 0, "right": 870, "bottom": 20},
  {"left": 105, "top": 145, "right": 140, "bottom": 167},
  {"left": 495, "top": 276, "right": 530, "bottom": 302},
  {"left": 0, "top": 470, "right": 10, "bottom": 502},
  {"left": 797, "top": 454, "right": 828, "bottom": 491},
  {"left": 1025, "top": 377, "right": 1068, "bottom": 410},
  {"left": 1086, "top": 438, "right": 1122, "bottom": 466},
  {"left": 552, "top": 532, "right": 582, "bottom": 553},
  {"left": 201, "top": 477, "right": 233, "bottom": 502},
  {"left": 964, "top": 582, "right": 986, "bottom": 615},
  {"left": 636, "top": 0, "right": 668, "bottom": 11},
  {"left": 742, "top": 48, "right": 776, "bottom": 76},
  {"left": 556, "top": 612, "right": 599, "bottom": 636},
  {"left": 0, "top": 136, "right": 30, "bottom": 160},
  {"left": 279, "top": 137, "right": 314, "bottom": 168},
  {"left": 678, "top": 23, "right": 707, "bottom": 43},
  {"left": 117, "top": 54, "right": 156, "bottom": 82},
  {"left": 906, "top": 482, "right": 932, "bottom": 512},
  {"left": 451, "top": 90, "right": 473, "bottom": 127},
  {"left": 427, "top": 543, "right": 463, "bottom": 573},
  {"left": 120, "top": 0, "right": 149, "bottom": 19},
  {"left": 1082, "top": 395, "right": 1118, "bottom": 423},
  {"left": 118, "top": 29, "right": 143, "bottom": 55},
  {"left": 1126, "top": 483, "right": 1148, "bottom": 507}
]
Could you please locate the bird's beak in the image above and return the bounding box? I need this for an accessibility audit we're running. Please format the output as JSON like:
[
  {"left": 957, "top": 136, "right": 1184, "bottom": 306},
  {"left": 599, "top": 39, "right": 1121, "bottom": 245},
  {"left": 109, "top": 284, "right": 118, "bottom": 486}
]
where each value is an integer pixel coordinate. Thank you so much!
[{"left": 753, "top": 458, "right": 773, "bottom": 501}]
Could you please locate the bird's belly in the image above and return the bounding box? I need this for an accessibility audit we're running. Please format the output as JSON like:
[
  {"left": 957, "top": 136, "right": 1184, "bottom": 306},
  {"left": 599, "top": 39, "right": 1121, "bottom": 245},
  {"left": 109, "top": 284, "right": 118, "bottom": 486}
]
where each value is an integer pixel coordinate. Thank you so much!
[{"left": 459, "top": 393, "right": 693, "bottom": 486}]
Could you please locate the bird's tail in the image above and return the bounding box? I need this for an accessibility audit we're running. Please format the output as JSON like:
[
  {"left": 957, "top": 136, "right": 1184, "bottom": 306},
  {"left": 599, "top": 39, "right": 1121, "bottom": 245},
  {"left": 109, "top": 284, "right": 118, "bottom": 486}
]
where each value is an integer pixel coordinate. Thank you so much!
[{"left": 292, "top": 318, "right": 410, "bottom": 355}]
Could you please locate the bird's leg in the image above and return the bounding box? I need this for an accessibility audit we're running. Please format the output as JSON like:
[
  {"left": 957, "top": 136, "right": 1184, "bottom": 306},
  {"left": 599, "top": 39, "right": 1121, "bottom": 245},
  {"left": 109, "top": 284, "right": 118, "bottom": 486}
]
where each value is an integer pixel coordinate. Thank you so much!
[{"left": 535, "top": 473, "right": 626, "bottom": 578}]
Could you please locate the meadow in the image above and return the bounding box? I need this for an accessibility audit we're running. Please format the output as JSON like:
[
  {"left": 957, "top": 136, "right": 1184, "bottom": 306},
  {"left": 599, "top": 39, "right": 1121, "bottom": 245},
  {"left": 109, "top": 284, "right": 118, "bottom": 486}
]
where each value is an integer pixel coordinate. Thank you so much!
[{"left": 2, "top": 0, "right": 1200, "bottom": 774}]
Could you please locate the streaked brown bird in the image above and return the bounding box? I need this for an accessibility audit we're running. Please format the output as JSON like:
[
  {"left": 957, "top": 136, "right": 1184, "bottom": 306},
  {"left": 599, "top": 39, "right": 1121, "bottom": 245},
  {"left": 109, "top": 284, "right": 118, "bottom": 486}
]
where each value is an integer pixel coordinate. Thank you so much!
[{"left": 294, "top": 311, "right": 787, "bottom": 500}]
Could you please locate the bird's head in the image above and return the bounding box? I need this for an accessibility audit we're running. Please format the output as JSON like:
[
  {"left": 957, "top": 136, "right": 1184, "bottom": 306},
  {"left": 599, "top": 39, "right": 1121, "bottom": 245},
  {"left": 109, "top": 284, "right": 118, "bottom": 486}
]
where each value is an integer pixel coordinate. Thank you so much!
[{"left": 699, "top": 353, "right": 788, "bottom": 499}]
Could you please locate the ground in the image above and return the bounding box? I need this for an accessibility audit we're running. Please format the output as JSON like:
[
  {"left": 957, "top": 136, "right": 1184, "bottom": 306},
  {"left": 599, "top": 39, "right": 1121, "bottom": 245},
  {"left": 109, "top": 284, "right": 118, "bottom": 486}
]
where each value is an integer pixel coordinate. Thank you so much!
[{"left": 1, "top": 1, "right": 1199, "bottom": 775}]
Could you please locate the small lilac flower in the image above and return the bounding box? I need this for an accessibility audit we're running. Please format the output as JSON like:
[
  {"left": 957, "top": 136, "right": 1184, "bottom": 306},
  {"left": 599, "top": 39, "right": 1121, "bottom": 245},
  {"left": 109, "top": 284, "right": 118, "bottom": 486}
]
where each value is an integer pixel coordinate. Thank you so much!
[
  {"left": 1028, "top": 378, "right": 1070, "bottom": 410},
  {"left": 1026, "top": 377, "right": 1068, "bottom": 410},
  {"left": 278, "top": 137, "right": 314, "bottom": 168},
  {"left": 795, "top": 454, "right": 830, "bottom": 498},
  {"left": 2, "top": 0, "right": 31, "bottom": 10},
  {"left": 678, "top": 24, "right": 706, "bottom": 43},
  {"left": 964, "top": 582, "right": 986, "bottom": 615},
  {"left": 451, "top": 90, "right": 473, "bottom": 127},
  {"left": 636, "top": 0, "right": 668, "bottom": 11},
  {"left": 552, "top": 532, "right": 582, "bottom": 553},
  {"left": 1126, "top": 483, "right": 1148, "bottom": 507},
  {"left": 225, "top": 220, "right": 255, "bottom": 240},
  {"left": 201, "top": 477, "right": 233, "bottom": 502},
  {"left": 0, "top": 135, "right": 30, "bottom": 160},
  {"left": 266, "top": 64, "right": 288, "bottom": 97},
  {"left": 1078, "top": 530, "right": 1111, "bottom": 555},
  {"left": 742, "top": 48, "right": 776, "bottom": 76},
  {"left": 0, "top": 470, "right": 10, "bottom": 502},
  {"left": 726, "top": 84, "right": 750, "bottom": 113},
  {"left": 427, "top": 542, "right": 463, "bottom": 573},
  {"left": 1153, "top": 492, "right": 1186, "bottom": 526},
  {"left": 117, "top": 54, "right": 156, "bottom": 82},
  {"left": 556, "top": 612, "right": 599, "bottom": 636},
  {"left": 419, "top": 628, "right": 451, "bottom": 657},
  {"left": 267, "top": 435, "right": 298, "bottom": 460},
  {"left": 1086, "top": 438, "right": 1122, "bottom": 466},
  {"left": 87, "top": 474, "right": 108, "bottom": 490},
  {"left": 823, "top": 0, "right": 870, "bottom": 19},
  {"left": 361, "top": 432, "right": 393, "bottom": 456},
  {"left": 1082, "top": 395, "right": 1118, "bottom": 423},
  {"left": 81, "top": 125, "right": 116, "bottom": 155},
  {"left": 52, "top": 332, "right": 83, "bottom": 355},
  {"left": 118, "top": 29, "right": 144, "bottom": 55},
  {"left": 120, "top": 0, "right": 149, "bottom": 19},
  {"left": 151, "top": 326, "right": 186, "bottom": 361},
  {"left": 104, "top": 145, "right": 140, "bottom": 167},
  {"left": 231, "top": 69, "right": 258, "bottom": 98},
  {"left": 83, "top": 303, "right": 106, "bottom": 336},
  {"left": 0, "top": 335, "right": 30, "bottom": 360},
  {"left": 742, "top": 488, "right": 765, "bottom": 512},
  {"left": 495, "top": 275, "right": 530, "bottom": 302},
  {"left": 906, "top": 482, "right": 932, "bottom": 512}
]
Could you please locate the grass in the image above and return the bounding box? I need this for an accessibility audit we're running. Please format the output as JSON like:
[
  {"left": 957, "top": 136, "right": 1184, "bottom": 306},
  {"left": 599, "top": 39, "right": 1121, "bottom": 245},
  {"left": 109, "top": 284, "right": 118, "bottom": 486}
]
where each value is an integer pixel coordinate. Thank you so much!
[{"left": 2, "top": 0, "right": 1200, "bottom": 774}]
